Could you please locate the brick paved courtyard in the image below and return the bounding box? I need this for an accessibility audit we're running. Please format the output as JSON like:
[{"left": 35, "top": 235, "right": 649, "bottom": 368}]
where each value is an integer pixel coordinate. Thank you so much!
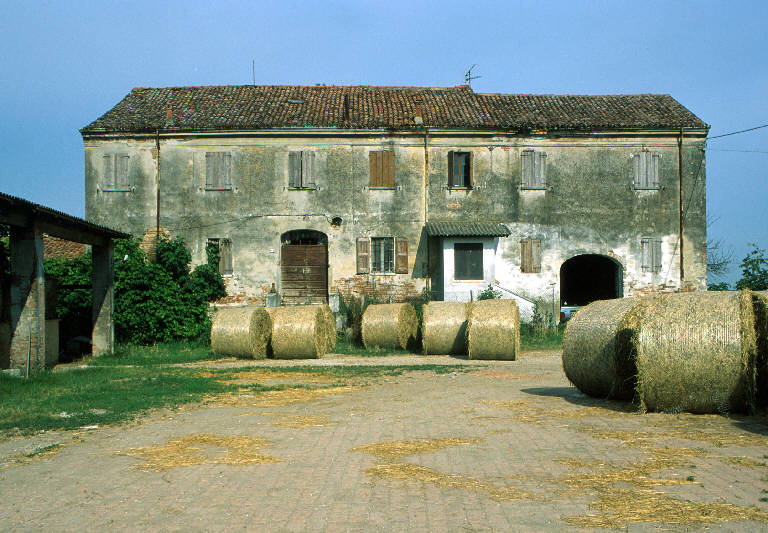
[{"left": 1, "top": 351, "right": 768, "bottom": 532}]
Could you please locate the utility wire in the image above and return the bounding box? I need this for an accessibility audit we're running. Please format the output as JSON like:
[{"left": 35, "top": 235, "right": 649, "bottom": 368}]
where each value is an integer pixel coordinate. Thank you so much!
[
  {"left": 707, "top": 148, "right": 768, "bottom": 154},
  {"left": 708, "top": 123, "right": 768, "bottom": 140}
]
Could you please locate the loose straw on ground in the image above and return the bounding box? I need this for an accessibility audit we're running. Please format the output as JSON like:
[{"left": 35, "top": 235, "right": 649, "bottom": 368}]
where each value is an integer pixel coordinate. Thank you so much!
[
  {"left": 466, "top": 299, "right": 520, "bottom": 360},
  {"left": 562, "top": 297, "right": 639, "bottom": 400},
  {"left": 210, "top": 307, "right": 271, "bottom": 359}
]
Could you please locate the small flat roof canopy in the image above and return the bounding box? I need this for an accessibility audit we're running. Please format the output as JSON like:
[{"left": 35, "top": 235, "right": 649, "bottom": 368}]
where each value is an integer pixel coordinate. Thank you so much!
[
  {"left": 426, "top": 221, "right": 510, "bottom": 238},
  {"left": 0, "top": 192, "right": 128, "bottom": 245}
]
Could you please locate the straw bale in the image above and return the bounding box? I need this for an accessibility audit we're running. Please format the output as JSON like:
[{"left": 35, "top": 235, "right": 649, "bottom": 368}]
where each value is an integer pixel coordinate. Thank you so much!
[
  {"left": 561, "top": 298, "right": 639, "bottom": 400},
  {"left": 210, "top": 307, "right": 272, "bottom": 359},
  {"left": 466, "top": 299, "right": 520, "bottom": 360},
  {"left": 270, "top": 305, "right": 327, "bottom": 359},
  {"left": 319, "top": 304, "right": 337, "bottom": 353},
  {"left": 361, "top": 303, "right": 418, "bottom": 350},
  {"left": 622, "top": 290, "right": 757, "bottom": 414},
  {"left": 422, "top": 301, "right": 469, "bottom": 355},
  {"left": 752, "top": 291, "right": 768, "bottom": 407}
]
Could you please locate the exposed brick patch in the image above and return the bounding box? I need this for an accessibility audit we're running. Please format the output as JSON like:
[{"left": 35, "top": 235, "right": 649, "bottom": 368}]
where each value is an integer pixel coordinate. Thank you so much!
[
  {"left": 43, "top": 236, "right": 86, "bottom": 260},
  {"left": 333, "top": 275, "right": 421, "bottom": 303}
]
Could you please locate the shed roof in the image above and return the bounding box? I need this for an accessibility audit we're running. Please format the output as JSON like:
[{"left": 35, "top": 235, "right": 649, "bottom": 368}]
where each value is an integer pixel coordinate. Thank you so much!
[
  {"left": 81, "top": 85, "right": 708, "bottom": 134},
  {"left": 426, "top": 221, "right": 511, "bottom": 238}
]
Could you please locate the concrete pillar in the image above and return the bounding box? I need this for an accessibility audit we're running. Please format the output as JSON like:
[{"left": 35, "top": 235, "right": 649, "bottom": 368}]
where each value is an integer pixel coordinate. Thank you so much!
[
  {"left": 9, "top": 224, "right": 45, "bottom": 372},
  {"left": 91, "top": 241, "right": 114, "bottom": 356}
]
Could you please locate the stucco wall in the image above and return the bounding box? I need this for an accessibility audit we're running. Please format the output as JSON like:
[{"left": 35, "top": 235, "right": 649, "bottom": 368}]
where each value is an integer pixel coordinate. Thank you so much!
[{"left": 84, "top": 131, "right": 706, "bottom": 305}]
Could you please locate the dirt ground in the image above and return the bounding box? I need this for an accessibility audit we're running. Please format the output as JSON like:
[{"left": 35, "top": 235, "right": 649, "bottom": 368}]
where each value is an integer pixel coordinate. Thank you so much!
[{"left": 1, "top": 350, "right": 768, "bottom": 532}]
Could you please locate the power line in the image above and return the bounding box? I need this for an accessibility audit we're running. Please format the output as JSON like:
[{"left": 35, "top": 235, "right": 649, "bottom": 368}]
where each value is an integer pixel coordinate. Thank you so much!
[
  {"left": 708, "top": 123, "right": 768, "bottom": 140},
  {"left": 707, "top": 148, "right": 768, "bottom": 154}
]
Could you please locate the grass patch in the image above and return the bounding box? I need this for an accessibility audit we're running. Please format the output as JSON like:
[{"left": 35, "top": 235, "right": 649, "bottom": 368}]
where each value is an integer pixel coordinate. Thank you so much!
[
  {"left": 0, "top": 366, "right": 238, "bottom": 435},
  {"left": 332, "top": 335, "right": 413, "bottom": 356},
  {"left": 520, "top": 324, "right": 564, "bottom": 351},
  {"left": 88, "top": 341, "right": 227, "bottom": 366}
]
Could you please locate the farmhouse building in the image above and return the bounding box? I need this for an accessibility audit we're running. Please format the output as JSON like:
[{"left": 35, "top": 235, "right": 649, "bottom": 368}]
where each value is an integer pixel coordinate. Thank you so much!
[{"left": 81, "top": 85, "right": 708, "bottom": 315}]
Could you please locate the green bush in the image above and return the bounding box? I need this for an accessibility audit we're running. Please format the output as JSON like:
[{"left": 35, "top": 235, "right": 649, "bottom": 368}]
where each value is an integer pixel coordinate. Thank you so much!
[
  {"left": 735, "top": 243, "right": 768, "bottom": 291},
  {"left": 46, "top": 236, "right": 226, "bottom": 346},
  {"left": 477, "top": 283, "right": 502, "bottom": 300}
]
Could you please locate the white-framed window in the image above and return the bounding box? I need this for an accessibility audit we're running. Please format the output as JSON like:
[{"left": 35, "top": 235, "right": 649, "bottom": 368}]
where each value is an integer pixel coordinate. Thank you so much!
[
  {"left": 632, "top": 151, "right": 661, "bottom": 190},
  {"left": 289, "top": 151, "right": 316, "bottom": 189},
  {"left": 205, "top": 152, "right": 232, "bottom": 190},
  {"left": 103, "top": 154, "right": 131, "bottom": 190},
  {"left": 454, "top": 242, "right": 483, "bottom": 280},
  {"left": 641, "top": 238, "right": 662, "bottom": 272},
  {"left": 521, "top": 150, "right": 547, "bottom": 190}
]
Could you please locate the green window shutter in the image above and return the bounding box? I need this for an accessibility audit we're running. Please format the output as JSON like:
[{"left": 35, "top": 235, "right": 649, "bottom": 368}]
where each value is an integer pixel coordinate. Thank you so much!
[
  {"left": 223, "top": 153, "right": 232, "bottom": 188},
  {"left": 117, "top": 155, "right": 130, "bottom": 187},
  {"left": 103, "top": 154, "right": 114, "bottom": 188},
  {"left": 302, "top": 151, "right": 315, "bottom": 188},
  {"left": 289, "top": 151, "right": 301, "bottom": 188},
  {"left": 205, "top": 153, "right": 215, "bottom": 188},
  {"left": 632, "top": 153, "right": 641, "bottom": 188},
  {"left": 535, "top": 152, "right": 547, "bottom": 188}
]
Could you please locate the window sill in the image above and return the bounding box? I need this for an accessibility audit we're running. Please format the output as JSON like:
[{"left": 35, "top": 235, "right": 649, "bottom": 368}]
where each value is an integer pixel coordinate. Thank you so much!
[
  {"left": 453, "top": 278, "right": 485, "bottom": 282},
  {"left": 368, "top": 187, "right": 395, "bottom": 190},
  {"left": 370, "top": 271, "right": 398, "bottom": 276},
  {"left": 634, "top": 187, "right": 661, "bottom": 191},
  {"left": 204, "top": 187, "right": 233, "bottom": 191},
  {"left": 520, "top": 186, "right": 547, "bottom": 191},
  {"left": 102, "top": 187, "right": 134, "bottom": 192},
  {"left": 287, "top": 187, "right": 316, "bottom": 191},
  {"left": 448, "top": 186, "right": 473, "bottom": 191}
]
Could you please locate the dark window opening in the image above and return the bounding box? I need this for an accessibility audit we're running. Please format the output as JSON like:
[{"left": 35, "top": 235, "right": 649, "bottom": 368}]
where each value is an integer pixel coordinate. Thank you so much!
[
  {"left": 560, "top": 254, "right": 622, "bottom": 307},
  {"left": 207, "top": 238, "right": 233, "bottom": 275},
  {"left": 448, "top": 151, "right": 472, "bottom": 188},
  {"left": 454, "top": 243, "right": 483, "bottom": 280},
  {"left": 281, "top": 229, "right": 328, "bottom": 246},
  {"left": 371, "top": 237, "right": 395, "bottom": 273}
]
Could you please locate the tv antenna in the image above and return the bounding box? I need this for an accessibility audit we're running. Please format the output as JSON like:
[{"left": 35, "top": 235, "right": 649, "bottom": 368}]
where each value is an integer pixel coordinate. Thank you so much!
[
  {"left": 252, "top": 60, "right": 256, "bottom": 86},
  {"left": 464, "top": 64, "right": 481, "bottom": 86}
]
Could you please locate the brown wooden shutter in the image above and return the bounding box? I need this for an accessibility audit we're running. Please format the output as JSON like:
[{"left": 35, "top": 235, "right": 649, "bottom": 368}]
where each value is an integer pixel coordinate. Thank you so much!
[
  {"left": 103, "top": 154, "right": 114, "bottom": 188},
  {"left": 205, "top": 153, "right": 214, "bottom": 188},
  {"left": 520, "top": 239, "right": 532, "bottom": 273},
  {"left": 302, "top": 151, "right": 315, "bottom": 188},
  {"left": 369, "top": 151, "right": 380, "bottom": 187},
  {"left": 395, "top": 237, "right": 408, "bottom": 274},
  {"left": 531, "top": 239, "right": 541, "bottom": 273},
  {"left": 356, "top": 238, "right": 370, "bottom": 274},
  {"left": 632, "top": 153, "right": 640, "bottom": 188},
  {"left": 289, "top": 151, "right": 301, "bottom": 188},
  {"left": 650, "top": 152, "right": 660, "bottom": 188},
  {"left": 536, "top": 152, "right": 547, "bottom": 187},
  {"left": 521, "top": 150, "right": 532, "bottom": 188},
  {"left": 447, "top": 151, "right": 454, "bottom": 187},
  {"left": 223, "top": 153, "right": 232, "bottom": 188},
  {"left": 383, "top": 151, "right": 395, "bottom": 187},
  {"left": 638, "top": 152, "right": 648, "bottom": 188},
  {"left": 467, "top": 151, "right": 473, "bottom": 187}
]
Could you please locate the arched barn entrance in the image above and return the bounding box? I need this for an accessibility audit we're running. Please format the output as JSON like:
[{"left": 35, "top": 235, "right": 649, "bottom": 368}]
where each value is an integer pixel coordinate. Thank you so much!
[
  {"left": 560, "top": 254, "right": 623, "bottom": 307},
  {"left": 280, "top": 230, "right": 328, "bottom": 304}
]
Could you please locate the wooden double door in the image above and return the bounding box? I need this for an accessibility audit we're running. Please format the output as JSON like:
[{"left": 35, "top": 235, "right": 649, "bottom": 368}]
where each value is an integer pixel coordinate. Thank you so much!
[{"left": 280, "top": 244, "right": 328, "bottom": 304}]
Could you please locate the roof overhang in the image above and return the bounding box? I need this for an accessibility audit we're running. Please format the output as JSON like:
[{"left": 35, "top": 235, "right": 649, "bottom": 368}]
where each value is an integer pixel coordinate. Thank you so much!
[{"left": 426, "top": 221, "right": 510, "bottom": 238}]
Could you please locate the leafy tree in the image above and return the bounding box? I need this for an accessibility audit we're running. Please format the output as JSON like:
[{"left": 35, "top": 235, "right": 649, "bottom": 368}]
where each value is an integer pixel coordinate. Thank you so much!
[
  {"left": 735, "top": 244, "right": 768, "bottom": 291},
  {"left": 707, "top": 281, "right": 730, "bottom": 291}
]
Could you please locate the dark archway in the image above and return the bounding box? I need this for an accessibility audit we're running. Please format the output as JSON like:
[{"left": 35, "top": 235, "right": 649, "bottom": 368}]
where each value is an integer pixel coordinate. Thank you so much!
[
  {"left": 280, "top": 229, "right": 328, "bottom": 304},
  {"left": 560, "top": 254, "right": 623, "bottom": 307}
]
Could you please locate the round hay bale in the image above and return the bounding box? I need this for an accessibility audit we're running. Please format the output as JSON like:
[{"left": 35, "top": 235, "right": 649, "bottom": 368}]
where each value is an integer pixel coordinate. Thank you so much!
[
  {"left": 622, "top": 290, "right": 757, "bottom": 414},
  {"left": 422, "top": 301, "right": 469, "bottom": 355},
  {"left": 210, "top": 307, "right": 272, "bottom": 359},
  {"left": 270, "top": 306, "right": 327, "bottom": 359},
  {"left": 361, "top": 303, "right": 418, "bottom": 351},
  {"left": 751, "top": 291, "right": 768, "bottom": 408},
  {"left": 561, "top": 297, "right": 640, "bottom": 400},
  {"left": 466, "top": 299, "right": 520, "bottom": 360}
]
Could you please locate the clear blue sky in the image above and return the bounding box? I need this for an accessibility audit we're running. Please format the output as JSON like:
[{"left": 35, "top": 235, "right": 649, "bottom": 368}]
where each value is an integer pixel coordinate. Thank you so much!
[{"left": 1, "top": 0, "right": 766, "bottom": 285}]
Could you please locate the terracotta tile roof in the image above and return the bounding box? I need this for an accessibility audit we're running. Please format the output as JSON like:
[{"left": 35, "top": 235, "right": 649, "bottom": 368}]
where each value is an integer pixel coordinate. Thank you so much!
[
  {"left": 43, "top": 235, "right": 86, "bottom": 259},
  {"left": 81, "top": 85, "right": 707, "bottom": 134}
]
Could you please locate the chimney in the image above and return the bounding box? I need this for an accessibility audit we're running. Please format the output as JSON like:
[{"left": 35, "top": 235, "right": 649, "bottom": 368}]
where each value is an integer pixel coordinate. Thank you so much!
[
  {"left": 343, "top": 94, "right": 350, "bottom": 123},
  {"left": 413, "top": 99, "right": 423, "bottom": 126},
  {"left": 165, "top": 106, "right": 174, "bottom": 127}
]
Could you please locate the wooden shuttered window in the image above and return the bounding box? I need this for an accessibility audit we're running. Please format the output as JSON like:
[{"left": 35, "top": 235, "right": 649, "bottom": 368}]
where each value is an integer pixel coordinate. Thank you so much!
[
  {"left": 289, "top": 151, "right": 317, "bottom": 189},
  {"left": 520, "top": 239, "right": 541, "bottom": 273},
  {"left": 219, "top": 239, "right": 233, "bottom": 275},
  {"left": 521, "top": 150, "right": 547, "bottom": 189},
  {"left": 395, "top": 237, "right": 408, "bottom": 274},
  {"left": 356, "top": 238, "right": 370, "bottom": 274},
  {"left": 369, "top": 151, "right": 395, "bottom": 188},
  {"left": 448, "top": 151, "right": 472, "bottom": 187},
  {"left": 356, "top": 237, "right": 408, "bottom": 274},
  {"left": 205, "top": 152, "right": 232, "bottom": 189},
  {"left": 633, "top": 151, "right": 660, "bottom": 189},
  {"left": 103, "top": 154, "right": 130, "bottom": 189},
  {"left": 641, "top": 238, "right": 662, "bottom": 272}
]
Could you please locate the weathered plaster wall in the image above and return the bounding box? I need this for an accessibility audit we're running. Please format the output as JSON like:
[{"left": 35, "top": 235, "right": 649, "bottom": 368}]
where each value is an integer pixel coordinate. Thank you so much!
[{"left": 84, "top": 132, "right": 706, "bottom": 305}]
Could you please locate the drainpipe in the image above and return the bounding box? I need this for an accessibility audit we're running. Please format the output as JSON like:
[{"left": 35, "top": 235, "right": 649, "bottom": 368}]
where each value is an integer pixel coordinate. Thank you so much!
[
  {"left": 155, "top": 129, "right": 161, "bottom": 242},
  {"left": 423, "top": 128, "right": 430, "bottom": 286},
  {"left": 678, "top": 128, "right": 684, "bottom": 286}
]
